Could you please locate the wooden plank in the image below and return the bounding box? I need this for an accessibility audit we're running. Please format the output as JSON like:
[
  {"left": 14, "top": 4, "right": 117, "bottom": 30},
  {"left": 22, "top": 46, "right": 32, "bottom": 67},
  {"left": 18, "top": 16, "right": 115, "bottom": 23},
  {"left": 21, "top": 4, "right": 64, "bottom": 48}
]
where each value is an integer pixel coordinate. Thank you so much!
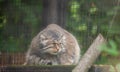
[
  {"left": 0, "top": 65, "right": 75, "bottom": 72},
  {"left": 0, "top": 53, "right": 25, "bottom": 66},
  {"left": 0, "top": 65, "right": 119, "bottom": 72}
]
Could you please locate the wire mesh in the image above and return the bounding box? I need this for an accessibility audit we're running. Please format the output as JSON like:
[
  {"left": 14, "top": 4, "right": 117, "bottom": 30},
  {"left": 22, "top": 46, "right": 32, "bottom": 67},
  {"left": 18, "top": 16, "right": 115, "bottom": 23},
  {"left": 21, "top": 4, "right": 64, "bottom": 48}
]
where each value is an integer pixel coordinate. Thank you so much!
[{"left": 0, "top": 0, "right": 120, "bottom": 72}]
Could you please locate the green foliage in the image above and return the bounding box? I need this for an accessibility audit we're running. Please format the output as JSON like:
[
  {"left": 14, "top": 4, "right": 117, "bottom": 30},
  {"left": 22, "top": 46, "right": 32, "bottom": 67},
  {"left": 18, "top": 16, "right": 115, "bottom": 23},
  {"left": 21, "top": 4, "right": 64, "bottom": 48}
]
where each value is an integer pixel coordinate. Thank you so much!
[
  {"left": 12, "top": 0, "right": 42, "bottom": 36},
  {"left": 67, "top": 0, "right": 120, "bottom": 64},
  {"left": 116, "top": 63, "right": 120, "bottom": 72},
  {"left": 0, "top": 0, "right": 42, "bottom": 53},
  {"left": 69, "top": 1, "right": 81, "bottom": 23},
  {"left": 109, "top": 65, "right": 116, "bottom": 72},
  {"left": 0, "top": 36, "right": 27, "bottom": 52},
  {"left": 100, "top": 40, "right": 119, "bottom": 56},
  {"left": 89, "top": 7, "right": 98, "bottom": 13}
]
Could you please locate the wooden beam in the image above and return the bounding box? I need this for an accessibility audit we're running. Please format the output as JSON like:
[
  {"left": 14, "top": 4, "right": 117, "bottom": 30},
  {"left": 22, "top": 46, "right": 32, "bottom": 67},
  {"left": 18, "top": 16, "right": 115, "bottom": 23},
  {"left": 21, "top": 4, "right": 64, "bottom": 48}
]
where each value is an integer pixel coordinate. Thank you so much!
[
  {"left": 0, "top": 65, "right": 119, "bottom": 72},
  {"left": 0, "top": 65, "right": 75, "bottom": 72}
]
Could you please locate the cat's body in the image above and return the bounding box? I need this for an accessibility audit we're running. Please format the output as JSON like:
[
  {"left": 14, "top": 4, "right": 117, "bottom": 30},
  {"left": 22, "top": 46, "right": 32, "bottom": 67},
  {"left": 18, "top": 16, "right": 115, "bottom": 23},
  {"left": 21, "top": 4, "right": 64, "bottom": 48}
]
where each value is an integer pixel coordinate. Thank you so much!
[{"left": 24, "top": 24, "right": 80, "bottom": 65}]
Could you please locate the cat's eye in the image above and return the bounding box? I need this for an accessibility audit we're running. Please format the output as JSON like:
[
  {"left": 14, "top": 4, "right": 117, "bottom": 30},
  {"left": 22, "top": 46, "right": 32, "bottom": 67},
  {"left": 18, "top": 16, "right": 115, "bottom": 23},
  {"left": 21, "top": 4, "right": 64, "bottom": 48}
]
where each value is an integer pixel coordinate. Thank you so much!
[
  {"left": 59, "top": 42, "right": 62, "bottom": 44},
  {"left": 44, "top": 38, "right": 48, "bottom": 40}
]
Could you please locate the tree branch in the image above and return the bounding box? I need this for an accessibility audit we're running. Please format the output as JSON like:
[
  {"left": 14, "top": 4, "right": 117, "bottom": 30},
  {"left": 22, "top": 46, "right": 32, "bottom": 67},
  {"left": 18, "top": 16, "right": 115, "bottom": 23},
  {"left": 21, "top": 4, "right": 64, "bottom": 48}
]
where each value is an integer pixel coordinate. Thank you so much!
[{"left": 73, "top": 34, "right": 105, "bottom": 72}]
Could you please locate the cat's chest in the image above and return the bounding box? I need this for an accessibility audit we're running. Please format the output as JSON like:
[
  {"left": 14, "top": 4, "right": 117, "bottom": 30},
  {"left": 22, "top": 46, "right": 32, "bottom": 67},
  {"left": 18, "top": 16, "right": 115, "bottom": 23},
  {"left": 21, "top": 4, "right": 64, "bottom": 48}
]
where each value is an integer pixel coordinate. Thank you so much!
[{"left": 39, "top": 56, "right": 59, "bottom": 65}]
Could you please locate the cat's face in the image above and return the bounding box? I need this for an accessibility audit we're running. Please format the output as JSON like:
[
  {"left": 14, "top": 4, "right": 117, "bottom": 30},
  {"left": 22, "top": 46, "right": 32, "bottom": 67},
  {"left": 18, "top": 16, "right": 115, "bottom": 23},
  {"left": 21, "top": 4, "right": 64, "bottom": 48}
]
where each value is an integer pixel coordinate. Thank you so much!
[{"left": 39, "top": 33, "right": 66, "bottom": 55}]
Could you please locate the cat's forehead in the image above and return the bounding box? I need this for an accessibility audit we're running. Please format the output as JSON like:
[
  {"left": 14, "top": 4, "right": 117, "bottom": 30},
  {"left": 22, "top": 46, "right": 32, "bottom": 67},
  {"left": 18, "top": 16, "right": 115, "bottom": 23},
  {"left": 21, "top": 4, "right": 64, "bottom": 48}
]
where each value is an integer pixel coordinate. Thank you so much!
[{"left": 41, "top": 30, "right": 62, "bottom": 40}]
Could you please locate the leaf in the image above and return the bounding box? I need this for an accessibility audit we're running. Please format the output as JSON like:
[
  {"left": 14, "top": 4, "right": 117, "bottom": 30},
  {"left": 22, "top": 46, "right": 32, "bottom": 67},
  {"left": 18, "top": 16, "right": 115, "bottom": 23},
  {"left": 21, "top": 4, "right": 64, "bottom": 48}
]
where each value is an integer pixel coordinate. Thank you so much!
[
  {"left": 100, "top": 40, "right": 119, "bottom": 56},
  {"left": 89, "top": 7, "right": 98, "bottom": 13},
  {"left": 116, "top": 63, "right": 120, "bottom": 72}
]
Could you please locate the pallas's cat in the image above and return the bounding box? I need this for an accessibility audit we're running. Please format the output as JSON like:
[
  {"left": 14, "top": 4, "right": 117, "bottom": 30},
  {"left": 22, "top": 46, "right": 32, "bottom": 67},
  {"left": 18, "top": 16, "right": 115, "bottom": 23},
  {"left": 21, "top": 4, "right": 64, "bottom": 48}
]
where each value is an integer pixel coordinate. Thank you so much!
[{"left": 24, "top": 24, "right": 80, "bottom": 65}]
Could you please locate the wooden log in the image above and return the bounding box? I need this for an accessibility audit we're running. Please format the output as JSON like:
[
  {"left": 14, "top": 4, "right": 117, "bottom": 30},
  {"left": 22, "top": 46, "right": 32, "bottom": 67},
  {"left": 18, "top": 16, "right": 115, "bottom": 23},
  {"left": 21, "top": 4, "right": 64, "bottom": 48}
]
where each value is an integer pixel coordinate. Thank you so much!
[
  {"left": 73, "top": 34, "right": 106, "bottom": 72},
  {"left": 0, "top": 65, "right": 75, "bottom": 72},
  {"left": 0, "top": 65, "right": 119, "bottom": 72},
  {"left": 89, "top": 65, "right": 116, "bottom": 72}
]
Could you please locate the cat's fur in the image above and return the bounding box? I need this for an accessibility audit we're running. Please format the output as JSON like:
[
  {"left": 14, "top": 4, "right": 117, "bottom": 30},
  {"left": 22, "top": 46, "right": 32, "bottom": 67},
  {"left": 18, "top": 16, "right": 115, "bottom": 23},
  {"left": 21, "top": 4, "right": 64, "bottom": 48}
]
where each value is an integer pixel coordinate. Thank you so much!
[{"left": 24, "top": 24, "right": 80, "bottom": 65}]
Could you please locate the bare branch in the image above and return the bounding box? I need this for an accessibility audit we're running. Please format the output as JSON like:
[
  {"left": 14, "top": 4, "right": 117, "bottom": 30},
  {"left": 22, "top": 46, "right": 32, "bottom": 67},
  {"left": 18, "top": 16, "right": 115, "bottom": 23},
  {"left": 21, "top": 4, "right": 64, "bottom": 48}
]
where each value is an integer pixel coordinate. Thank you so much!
[{"left": 73, "top": 34, "right": 105, "bottom": 72}]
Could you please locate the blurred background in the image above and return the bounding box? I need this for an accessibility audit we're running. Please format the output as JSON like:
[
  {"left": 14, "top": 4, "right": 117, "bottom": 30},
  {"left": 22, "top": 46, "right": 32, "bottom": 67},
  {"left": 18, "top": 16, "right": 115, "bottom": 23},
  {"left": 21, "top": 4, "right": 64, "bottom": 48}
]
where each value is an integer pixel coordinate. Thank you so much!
[{"left": 0, "top": 0, "right": 120, "bottom": 66}]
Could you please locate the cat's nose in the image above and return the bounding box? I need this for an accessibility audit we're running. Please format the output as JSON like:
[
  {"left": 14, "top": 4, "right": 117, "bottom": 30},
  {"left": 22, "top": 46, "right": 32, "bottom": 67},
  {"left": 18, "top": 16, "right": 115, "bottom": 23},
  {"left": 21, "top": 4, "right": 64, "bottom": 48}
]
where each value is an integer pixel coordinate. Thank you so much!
[{"left": 55, "top": 44, "right": 59, "bottom": 51}]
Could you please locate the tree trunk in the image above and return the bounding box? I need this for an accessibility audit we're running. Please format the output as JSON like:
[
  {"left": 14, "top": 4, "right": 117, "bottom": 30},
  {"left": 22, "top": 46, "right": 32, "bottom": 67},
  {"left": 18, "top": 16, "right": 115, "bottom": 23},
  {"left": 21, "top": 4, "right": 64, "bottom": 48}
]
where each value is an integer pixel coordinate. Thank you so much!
[
  {"left": 73, "top": 34, "right": 105, "bottom": 72},
  {"left": 42, "top": 0, "right": 68, "bottom": 28}
]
